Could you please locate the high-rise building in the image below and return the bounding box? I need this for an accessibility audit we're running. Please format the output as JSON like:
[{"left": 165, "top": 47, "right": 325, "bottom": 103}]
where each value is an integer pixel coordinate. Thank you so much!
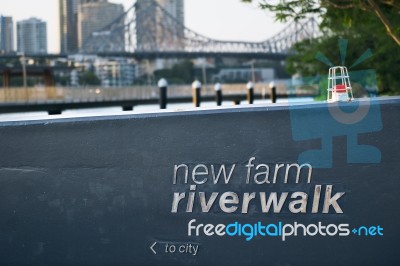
[
  {"left": 136, "top": 0, "right": 185, "bottom": 51},
  {"left": 59, "top": 0, "right": 79, "bottom": 53},
  {"left": 77, "top": 0, "right": 124, "bottom": 48},
  {"left": 158, "top": 0, "right": 184, "bottom": 25},
  {"left": 0, "top": 16, "right": 14, "bottom": 53},
  {"left": 60, "top": 0, "right": 101, "bottom": 53},
  {"left": 17, "top": 18, "right": 47, "bottom": 54}
]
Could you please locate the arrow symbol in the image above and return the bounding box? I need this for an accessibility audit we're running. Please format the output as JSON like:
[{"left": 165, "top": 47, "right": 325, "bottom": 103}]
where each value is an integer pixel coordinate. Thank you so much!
[{"left": 150, "top": 242, "right": 157, "bottom": 254}]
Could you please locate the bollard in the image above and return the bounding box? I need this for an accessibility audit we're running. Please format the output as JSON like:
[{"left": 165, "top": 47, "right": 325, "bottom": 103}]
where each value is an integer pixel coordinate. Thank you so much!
[
  {"left": 192, "top": 80, "right": 202, "bottom": 107},
  {"left": 233, "top": 99, "right": 241, "bottom": 105},
  {"left": 214, "top": 83, "right": 222, "bottom": 106},
  {"left": 246, "top": 81, "right": 254, "bottom": 104},
  {"left": 269, "top": 81, "right": 277, "bottom": 103},
  {"left": 48, "top": 110, "right": 62, "bottom": 115},
  {"left": 122, "top": 106, "right": 133, "bottom": 111},
  {"left": 158, "top": 78, "right": 168, "bottom": 109}
]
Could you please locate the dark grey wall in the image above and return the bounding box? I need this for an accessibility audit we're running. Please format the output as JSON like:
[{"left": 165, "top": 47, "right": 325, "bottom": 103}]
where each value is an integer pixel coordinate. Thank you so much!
[{"left": 0, "top": 97, "right": 399, "bottom": 266}]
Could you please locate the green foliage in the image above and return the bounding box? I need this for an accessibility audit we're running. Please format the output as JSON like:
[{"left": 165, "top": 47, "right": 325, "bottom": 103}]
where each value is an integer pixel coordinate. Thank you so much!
[
  {"left": 55, "top": 74, "right": 70, "bottom": 86},
  {"left": 242, "top": 0, "right": 322, "bottom": 21},
  {"left": 79, "top": 71, "right": 101, "bottom": 86},
  {"left": 243, "top": 0, "right": 400, "bottom": 45},
  {"left": 8, "top": 77, "right": 40, "bottom": 87},
  {"left": 289, "top": 6, "right": 399, "bottom": 94},
  {"left": 153, "top": 60, "right": 194, "bottom": 84},
  {"left": 243, "top": 0, "right": 400, "bottom": 95}
]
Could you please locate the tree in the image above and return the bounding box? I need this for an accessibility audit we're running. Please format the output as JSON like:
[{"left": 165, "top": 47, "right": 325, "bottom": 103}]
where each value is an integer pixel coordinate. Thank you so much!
[
  {"left": 153, "top": 60, "right": 194, "bottom": 84},
  {"left": 79, "top": 71, "right": 101, "bottom": 86},
  {"left": 243, "top": 0, "right": 400, "bottom": 95},
  {"left": 242, "top": 0, "right": 400, "bottom": 45}
]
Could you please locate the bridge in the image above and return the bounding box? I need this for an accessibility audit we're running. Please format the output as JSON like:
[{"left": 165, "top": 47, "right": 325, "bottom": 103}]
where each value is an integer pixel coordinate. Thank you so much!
[
  {"left": 0, "top": 0, "right": 319, "bottom": 61},
  {"left": 0, "top": 1, "right": 320, "bottom": 113},
  {"left": 81, "top": 0, "right": 319, "bottom": 59}
]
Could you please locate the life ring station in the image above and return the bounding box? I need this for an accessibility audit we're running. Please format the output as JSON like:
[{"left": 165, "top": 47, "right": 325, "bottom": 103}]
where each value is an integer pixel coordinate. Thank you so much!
[{"left": 327, "top": 66, "right": 354, "bottom": 102}]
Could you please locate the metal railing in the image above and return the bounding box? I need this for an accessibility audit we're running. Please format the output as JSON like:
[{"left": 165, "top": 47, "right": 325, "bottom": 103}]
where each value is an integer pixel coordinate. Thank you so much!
[{"left": 0, "top": 83, "right": 318, "bottom": 104}]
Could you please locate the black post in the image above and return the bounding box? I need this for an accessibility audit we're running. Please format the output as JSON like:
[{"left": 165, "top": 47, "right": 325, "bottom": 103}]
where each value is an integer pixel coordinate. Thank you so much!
[
  {"left": 122, "top": 106, "right": 133, "bottom": 111},
  {"left": 270, "top": 82, "right": 277, "bottom": 103},
  {"left": 192, "top": 80, "right": 202, "bottom": 107},
  {"left": 214, "top": 83, "right": 222, "bottom": 106},
  {"left": 247, "top": 81, "right": 254, "bottom": 104},
  {"left": 48, "top": 110, "right": 62, "bottom": 115},
  {"left": 158, "top": 78, "right": 168, "bottom": 109},
  {"left": 233, "top": 99, "right": 241, "bottom": 105}
]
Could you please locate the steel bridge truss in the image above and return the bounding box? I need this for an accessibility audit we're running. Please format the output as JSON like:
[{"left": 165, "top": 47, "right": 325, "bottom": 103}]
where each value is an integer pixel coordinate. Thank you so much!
[{"left": 82, "top": 0, "right": 320, "bottom": 56}]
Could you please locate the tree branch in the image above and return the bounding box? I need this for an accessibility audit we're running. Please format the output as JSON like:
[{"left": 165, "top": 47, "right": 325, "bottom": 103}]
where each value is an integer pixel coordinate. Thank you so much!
[
  {"left": 379, "top": 0, "right": 400, "bottom": 10},
  {"left": 325, "top": 0, "right": 357, "bottom": 9},
  {"left": 324, "top": 0, "right": 371, "bottom": 12},
  {"left": 367, "top": 0, "right": 400, "bottom": 45}
]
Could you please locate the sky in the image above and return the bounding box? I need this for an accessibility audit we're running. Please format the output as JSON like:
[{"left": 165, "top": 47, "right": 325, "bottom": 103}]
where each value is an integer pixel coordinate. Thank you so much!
[{"left": 0, "top": 0, "right": 287, "bottom": 53}]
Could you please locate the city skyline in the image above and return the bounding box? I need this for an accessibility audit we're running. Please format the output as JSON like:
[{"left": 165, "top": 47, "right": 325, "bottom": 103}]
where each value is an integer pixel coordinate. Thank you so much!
[{"left": 0, "top": 0, "right": 286, "bottom": 53}]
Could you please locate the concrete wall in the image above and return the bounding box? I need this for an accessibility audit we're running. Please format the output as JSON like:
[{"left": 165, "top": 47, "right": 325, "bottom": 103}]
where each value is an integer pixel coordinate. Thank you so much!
[{"left": 0, "top": 97, "right": 399, "bottom": 265}]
